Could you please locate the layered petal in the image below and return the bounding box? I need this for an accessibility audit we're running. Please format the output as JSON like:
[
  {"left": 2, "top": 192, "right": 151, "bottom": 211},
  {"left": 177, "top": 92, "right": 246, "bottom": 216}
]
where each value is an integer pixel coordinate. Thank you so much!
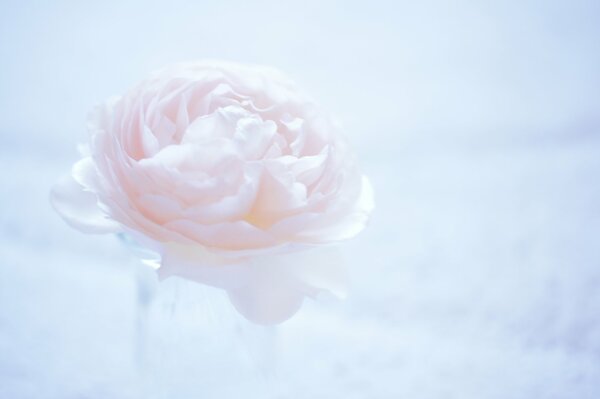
[{"left": 50, "top": 174, "right": 121, "bottom": 234}]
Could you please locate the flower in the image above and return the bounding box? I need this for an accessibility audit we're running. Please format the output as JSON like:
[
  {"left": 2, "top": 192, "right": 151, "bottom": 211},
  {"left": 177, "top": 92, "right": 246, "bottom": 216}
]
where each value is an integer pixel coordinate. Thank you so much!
[{"left": 51, "top": 60, "right": 373, "bottom": 323}]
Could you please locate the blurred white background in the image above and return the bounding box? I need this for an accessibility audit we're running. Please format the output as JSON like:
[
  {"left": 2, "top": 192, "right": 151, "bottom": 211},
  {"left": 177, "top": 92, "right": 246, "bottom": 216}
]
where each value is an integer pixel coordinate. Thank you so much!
[{"left": 1, "top": 0, "right": 600, "bottom": 398}]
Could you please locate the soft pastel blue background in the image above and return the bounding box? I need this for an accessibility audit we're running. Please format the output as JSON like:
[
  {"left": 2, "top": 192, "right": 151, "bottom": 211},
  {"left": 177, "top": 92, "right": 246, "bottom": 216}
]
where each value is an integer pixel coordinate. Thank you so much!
[{"left": 1, "top": 1, "right": 600, "bottom": 398}]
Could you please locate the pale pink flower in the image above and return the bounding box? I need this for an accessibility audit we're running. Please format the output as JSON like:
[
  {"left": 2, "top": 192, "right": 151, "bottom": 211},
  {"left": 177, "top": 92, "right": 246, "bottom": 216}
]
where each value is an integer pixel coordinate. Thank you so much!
[{"left": 51, "top": 61, "right": 373, "bottom": 323}]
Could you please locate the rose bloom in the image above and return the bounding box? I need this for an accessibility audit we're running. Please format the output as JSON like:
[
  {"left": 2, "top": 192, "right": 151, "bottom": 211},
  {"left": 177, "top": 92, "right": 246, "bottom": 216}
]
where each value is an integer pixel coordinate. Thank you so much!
[
  {"left": 52, "top": 61, "right": 372, "bottom": 254},
  {"left": 51, "top": 61, "right": 373, "bottom": 323}
]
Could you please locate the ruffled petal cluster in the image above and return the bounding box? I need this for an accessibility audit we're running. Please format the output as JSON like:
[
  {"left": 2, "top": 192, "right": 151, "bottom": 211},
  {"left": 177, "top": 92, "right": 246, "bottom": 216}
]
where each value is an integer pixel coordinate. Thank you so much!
[{"left": 52, "top": 61, "right": 373, "bottom": 254}]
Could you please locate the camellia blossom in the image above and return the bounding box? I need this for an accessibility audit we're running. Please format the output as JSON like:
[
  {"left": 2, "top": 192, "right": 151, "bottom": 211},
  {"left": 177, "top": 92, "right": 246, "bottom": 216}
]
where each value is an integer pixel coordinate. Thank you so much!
[{"left": 51, "top": 60, "right": 373, "bottom": 323}]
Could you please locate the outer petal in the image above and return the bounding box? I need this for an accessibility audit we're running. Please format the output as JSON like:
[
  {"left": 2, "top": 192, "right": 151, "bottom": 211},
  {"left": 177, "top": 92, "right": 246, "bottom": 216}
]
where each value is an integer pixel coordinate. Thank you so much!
[
  {"left": 157, "top": 242, "right": 347, "bottom": 324},
  {"left": 163, "top": 219, "right": 278, "bottom": 250},
  {"left": 50, "top": 173, "right": 122, "bottom": 234}
]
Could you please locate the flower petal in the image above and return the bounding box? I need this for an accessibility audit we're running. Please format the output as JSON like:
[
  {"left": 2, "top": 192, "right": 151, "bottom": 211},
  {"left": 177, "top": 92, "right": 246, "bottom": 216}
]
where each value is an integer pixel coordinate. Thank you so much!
[
  {"left": 50, "top": 174, "right": 121, "bottom": 234},
  {"left": 164, "top": 219, "right": 278, "bottom": 250}
]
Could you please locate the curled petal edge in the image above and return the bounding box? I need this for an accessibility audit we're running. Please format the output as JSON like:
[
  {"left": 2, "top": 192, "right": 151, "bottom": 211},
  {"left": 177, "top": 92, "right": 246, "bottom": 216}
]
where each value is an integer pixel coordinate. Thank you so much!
[{"left": 50, "top": 173, "right": 122, "bottom": 234}]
